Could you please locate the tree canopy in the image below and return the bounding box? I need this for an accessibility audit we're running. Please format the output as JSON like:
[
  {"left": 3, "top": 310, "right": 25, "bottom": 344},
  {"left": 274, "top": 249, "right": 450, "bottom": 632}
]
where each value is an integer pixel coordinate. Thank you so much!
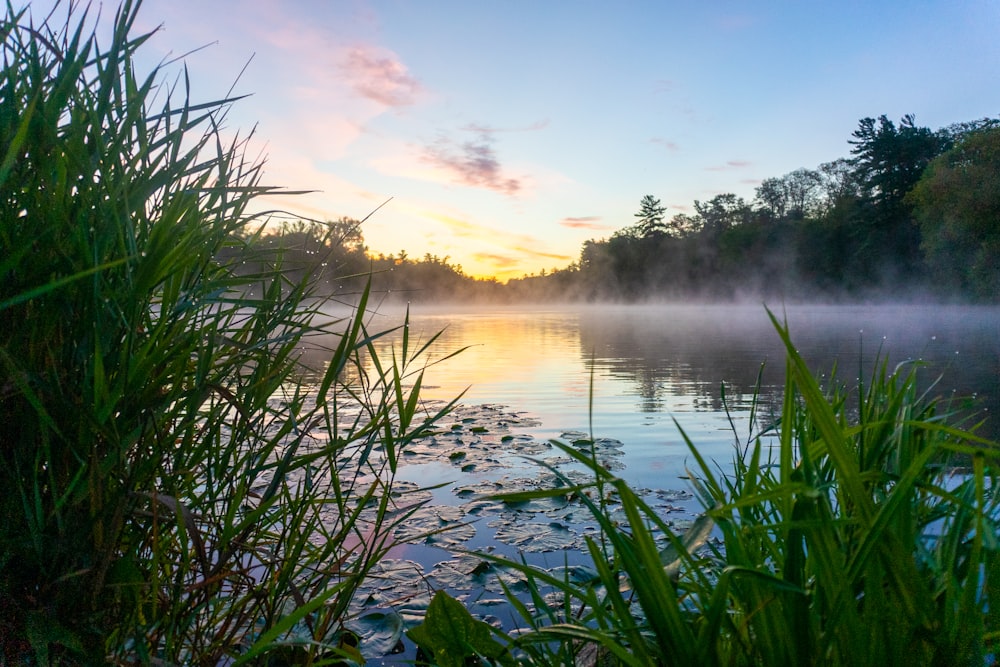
[{"left": 255, "top": 113, "right": 1000, "bottom": 304}]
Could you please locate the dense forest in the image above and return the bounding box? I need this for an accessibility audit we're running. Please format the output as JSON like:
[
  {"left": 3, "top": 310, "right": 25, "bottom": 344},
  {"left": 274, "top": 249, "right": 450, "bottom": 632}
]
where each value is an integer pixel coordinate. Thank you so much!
[{"left": 247, "top": 114, "right": 1000, "bottom": 304}]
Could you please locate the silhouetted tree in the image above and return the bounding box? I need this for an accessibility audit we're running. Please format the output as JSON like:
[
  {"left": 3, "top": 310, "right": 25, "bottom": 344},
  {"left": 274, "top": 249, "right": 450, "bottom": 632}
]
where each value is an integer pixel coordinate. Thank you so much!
[
  {"left": 755, "top": 177, "right": 789, "bottom": 220},
  {"left": 816, "top": 158, "right": 862, "bottom": 213},
  {"left": 694, "top": 194, "right": 750, "bottom": 234},
  {"left": 908, "top": 126, "right": 1000, "bottom": 298},
  {"left": 849, "top": 114, "right": 951, "bottom": 278},
  {"left": 634, "top": 195, "right": 667, "bottom": 237}
]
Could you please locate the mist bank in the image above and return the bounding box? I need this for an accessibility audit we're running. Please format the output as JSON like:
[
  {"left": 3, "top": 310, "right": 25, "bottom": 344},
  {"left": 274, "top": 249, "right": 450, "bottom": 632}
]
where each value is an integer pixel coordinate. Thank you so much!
[{"left": 234, "top": 113, "right": 1000, "bottom": 306}]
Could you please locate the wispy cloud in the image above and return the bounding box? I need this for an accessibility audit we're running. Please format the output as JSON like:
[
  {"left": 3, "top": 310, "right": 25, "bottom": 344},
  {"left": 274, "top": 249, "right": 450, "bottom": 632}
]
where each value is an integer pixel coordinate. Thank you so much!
[
  {"left": 426, "top": 212, "right": 498, "bottom": 239},
  {"left": 421, "top": 210, "right": 568, "bottom": 261},
  {"left": 461, "top": 120, "right": 550, "bottom": 133},
  {"left": 472, "top": 252, "right": 521, "bottom": 269},
  {"left": 650, "top": 137, "right": 680, "bottom": 152},
  {"left": 342, "top": 45, "right": 421, "bottom": 107},
  {"left": 706, "top": 160, "right": 752, "bottom": 172},
  {"left": 421, "top": 128, "right": 521, "bottom": 195},
  {"left": 559, "top": 216, "right": 609, "bottom": 230},
  {"left": 652, "top": 79, "right": 675, "bottom": 94},
  {"left": 510, "top": 246, "right": 573, "bottom": 263}
]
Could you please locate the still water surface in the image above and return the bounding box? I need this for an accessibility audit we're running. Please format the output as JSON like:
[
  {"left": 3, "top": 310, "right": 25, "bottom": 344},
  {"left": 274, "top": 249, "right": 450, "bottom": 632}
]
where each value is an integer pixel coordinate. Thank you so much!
[
  {"left": 316, "top": 303, "right": 998, "bottom": 661},
  {"left": 357, "top": 303, "right": 999, "bottom": 489}
]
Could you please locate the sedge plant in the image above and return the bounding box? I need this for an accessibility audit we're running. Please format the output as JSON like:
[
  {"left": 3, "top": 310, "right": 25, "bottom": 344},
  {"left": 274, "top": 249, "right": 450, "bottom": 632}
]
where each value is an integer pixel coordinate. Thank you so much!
[
  {"left": 485, "top": 310, "right": 999, "bottom": 666},
  {"left": 0, "top": 1, "right": 453, "bottom": 664}
]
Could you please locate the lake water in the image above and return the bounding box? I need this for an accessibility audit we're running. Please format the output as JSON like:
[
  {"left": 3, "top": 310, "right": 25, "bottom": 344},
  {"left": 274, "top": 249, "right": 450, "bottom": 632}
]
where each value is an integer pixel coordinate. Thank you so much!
[
  {"left": 354, "top": 303, "right": 999, "bottom": 489},
  {"left": 310, "top": 303, "right": 999, "bottom": 660}
]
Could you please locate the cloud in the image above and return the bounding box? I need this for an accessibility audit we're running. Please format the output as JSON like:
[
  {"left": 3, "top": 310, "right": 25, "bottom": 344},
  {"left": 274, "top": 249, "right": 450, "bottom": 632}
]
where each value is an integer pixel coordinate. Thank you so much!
[
  {"left": 461, "top": 120, "right": 550, "bottom": 133},
  {"left": 472, "top": 252, "right": 522, "bottom": 269},
  {"left": 510, "top": 246, "right": 573, "bottom": 263},
  {"left": 421, "top": 129, "right": 522, "bottom": 195},
  {"left": 706, "top": 160, "right": 753, "bottom": 172},
  {"left": 650, "top": 137, "right": 680, "bottom": 152},
  {"left": 559, "top": 216, "right": 609, "bottom": 230},
  {"left": 652, "top": 79, "right": 675, "bottom": 94},
  {"left": 420, "top": 210, "right": 569, "bottom": 261},
  {"left": 341, "top": 45, "right": 421, "bottom": 107},
  {"left": 427, "top": 212, "right": 498, "bottom": 239}
]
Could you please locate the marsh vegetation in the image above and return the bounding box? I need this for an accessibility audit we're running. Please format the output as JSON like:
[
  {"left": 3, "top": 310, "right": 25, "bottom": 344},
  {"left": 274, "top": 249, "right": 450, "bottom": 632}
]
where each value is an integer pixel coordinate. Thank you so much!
[{"left": 2, "top": 2, "right": 998, "bottom": 665}]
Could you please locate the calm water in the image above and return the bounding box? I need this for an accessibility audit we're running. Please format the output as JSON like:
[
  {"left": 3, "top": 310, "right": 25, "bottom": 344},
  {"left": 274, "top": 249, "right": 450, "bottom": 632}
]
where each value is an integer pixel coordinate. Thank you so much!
[
  {"left": 351, "top": 303, "right": 999, "bottom": 489},
  {"left": 308, "top": 303, "right": 999, "bottom": 661}
]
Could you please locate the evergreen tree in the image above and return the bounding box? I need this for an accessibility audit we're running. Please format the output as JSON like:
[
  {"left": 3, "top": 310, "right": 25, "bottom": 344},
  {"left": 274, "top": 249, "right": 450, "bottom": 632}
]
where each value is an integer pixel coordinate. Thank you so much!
[{"left": 634, "top": 195, "right": 667, "bottom": 237}]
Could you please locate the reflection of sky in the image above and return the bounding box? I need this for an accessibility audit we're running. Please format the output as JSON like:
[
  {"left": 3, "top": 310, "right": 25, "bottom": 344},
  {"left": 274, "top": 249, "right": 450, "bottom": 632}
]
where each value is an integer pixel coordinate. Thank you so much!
[{"left": 342, "top": 304, "right": 1000, "bottom": 488}]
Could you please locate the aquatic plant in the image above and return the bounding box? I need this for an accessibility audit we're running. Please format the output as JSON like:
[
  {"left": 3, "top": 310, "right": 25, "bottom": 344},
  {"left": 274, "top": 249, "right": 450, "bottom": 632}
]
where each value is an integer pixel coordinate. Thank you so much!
[
  {"left": 0, "top": 1, "right": 452, "bottom": 663},
  {"left": 487, "top": 311, "right": 1000, "bottom": 666}
]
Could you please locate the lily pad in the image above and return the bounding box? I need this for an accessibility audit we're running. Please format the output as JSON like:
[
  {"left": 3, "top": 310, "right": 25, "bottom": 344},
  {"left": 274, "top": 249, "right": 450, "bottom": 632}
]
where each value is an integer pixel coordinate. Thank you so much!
[
  {"left": 345, "top": 610, "right": 404, "bottom": 657},
  {"left": 394, "top": 506, "right": 477, "bottom": 548},
  {"left": 490, "top": 519, "right": 581, "bottom": 553}
]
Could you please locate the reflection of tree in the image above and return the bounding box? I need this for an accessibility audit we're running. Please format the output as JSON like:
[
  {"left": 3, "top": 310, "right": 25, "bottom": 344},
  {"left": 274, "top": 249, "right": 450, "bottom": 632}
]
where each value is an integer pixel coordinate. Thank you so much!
[
  {"left": 574, "top": 306, "right": 1000, "bottom": 440},
  {"left": 577, "top": 307, "right": 777, "bottom": 414}
]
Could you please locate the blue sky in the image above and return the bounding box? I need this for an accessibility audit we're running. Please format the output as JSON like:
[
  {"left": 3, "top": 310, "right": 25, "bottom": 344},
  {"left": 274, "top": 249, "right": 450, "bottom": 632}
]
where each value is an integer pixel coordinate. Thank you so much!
[{"left": 30, "top": 0, "right": 1000, "bottom": 279}]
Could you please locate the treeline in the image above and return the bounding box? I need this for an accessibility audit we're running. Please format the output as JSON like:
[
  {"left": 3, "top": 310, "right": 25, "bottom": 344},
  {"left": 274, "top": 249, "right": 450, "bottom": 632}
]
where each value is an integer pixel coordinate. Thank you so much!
[
  {"left": 233, "top": 218, "right": 508, "bottom": 303},
  {"left": 247, "top": 114, "right": 1000, "bottom": 303},
  {"left": 526, "top": 114, "right": 1000, "bottom": 302}
]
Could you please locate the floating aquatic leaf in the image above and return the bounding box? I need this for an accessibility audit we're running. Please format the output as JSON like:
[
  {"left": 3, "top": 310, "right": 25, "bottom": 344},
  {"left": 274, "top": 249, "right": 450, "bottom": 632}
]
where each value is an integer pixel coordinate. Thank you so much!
[
  {"left": 490, "top": 519, "right": 581, "bottom": 553},
  {"left": 547, "top": 563, "right": 601, "bottom": 586},
  {"left": 654, "top": 488, "right": 695, "bottom": 502},
  {"left": 364, "top": 559, "right": 428, "bottom": 595},
  {"left": 471, "top": 597, "right": 509, "bottom": 608},
  {"left": 459, "top": 498, "right": 503, "bottom": 517},
  {"left": 394, "top": 506, "right": 477, "bottom": 547},
  {"left": 427, "top": 554, "right": 499, "bottom": 591},
  {"left": 346, "top": 610, "right": 404, "bottom": 657}
]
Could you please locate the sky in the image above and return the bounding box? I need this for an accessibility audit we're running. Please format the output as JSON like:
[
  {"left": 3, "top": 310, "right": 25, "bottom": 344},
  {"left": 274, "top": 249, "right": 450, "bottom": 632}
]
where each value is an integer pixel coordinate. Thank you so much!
[{"left": 27, "top": 0, "right": 1000, "bottom": 280}]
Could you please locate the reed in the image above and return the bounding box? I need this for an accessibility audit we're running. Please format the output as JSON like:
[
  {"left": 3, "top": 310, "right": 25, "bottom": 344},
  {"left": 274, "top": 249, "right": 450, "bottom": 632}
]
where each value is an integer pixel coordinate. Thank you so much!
[
  {"left": 0, "top": 2, "right": 450, "bottom": 663},
  {"left": 490, "top": 311, "right": 1000, "bottom": 666}
]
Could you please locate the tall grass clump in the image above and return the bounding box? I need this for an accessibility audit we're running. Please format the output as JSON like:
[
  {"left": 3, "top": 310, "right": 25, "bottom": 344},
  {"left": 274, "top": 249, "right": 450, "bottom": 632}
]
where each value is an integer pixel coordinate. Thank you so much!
[
  {"left": 0, "top": 1, "right": 449, "bottom": 663},
  {"left": 493, "top": 311, "right": 1000, "bottom": 666}
]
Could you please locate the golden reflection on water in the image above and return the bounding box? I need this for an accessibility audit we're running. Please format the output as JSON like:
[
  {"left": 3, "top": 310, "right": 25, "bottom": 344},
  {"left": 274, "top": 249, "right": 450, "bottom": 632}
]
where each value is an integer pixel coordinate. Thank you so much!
[{"left": 306, "top": 303, "right": 1000, "bottom": 487}]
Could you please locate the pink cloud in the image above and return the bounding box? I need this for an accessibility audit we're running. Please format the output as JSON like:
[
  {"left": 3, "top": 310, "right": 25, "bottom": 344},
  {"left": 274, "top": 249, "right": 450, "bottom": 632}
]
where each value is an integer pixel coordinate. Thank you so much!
[
  {"left": 559, "top": 216, "right": 609, "bottom": 230},
  {"left": 461, "top": 120, "right": 550, "bottom": 133},
  {"left": 421, "top": 129, "right": 521, "bottom": 195},
  {"left": 650, "top": 137, "right": 680, "bottom": 152},
  {"left": 342, "top": 45, "right": 421, "bottom": 107},
  {"left": 706, "top": 160, "right": 753, "bottom": 172}
]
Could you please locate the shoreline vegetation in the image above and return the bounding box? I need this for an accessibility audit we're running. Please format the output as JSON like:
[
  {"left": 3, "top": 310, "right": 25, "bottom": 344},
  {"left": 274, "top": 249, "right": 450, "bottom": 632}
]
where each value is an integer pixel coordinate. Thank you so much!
[
  {"left": 2, "top": 2, "right": 998, "bottom": 665},
  {"left": 245, "top": 117, "right": 1000, "bottom": 305}
]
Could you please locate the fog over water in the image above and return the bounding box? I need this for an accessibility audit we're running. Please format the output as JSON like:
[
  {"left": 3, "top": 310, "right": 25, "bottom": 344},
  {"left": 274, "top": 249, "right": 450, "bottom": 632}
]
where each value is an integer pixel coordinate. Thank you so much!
[
  {"left": 298, "top": 302, "right": 1000, "bottom": 663},
  {"left": 316, "top": 302, "right": 1000, "bottom": 489}
]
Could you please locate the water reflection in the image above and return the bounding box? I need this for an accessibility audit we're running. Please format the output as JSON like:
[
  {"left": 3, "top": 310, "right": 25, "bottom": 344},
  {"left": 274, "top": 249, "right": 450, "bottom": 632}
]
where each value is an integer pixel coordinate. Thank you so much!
[
  {"left": 309, "top": 303, "right": 999, "bottom": 486},
  {"left": 576, "top": 304, "right": 999, "bottom": 435}
]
